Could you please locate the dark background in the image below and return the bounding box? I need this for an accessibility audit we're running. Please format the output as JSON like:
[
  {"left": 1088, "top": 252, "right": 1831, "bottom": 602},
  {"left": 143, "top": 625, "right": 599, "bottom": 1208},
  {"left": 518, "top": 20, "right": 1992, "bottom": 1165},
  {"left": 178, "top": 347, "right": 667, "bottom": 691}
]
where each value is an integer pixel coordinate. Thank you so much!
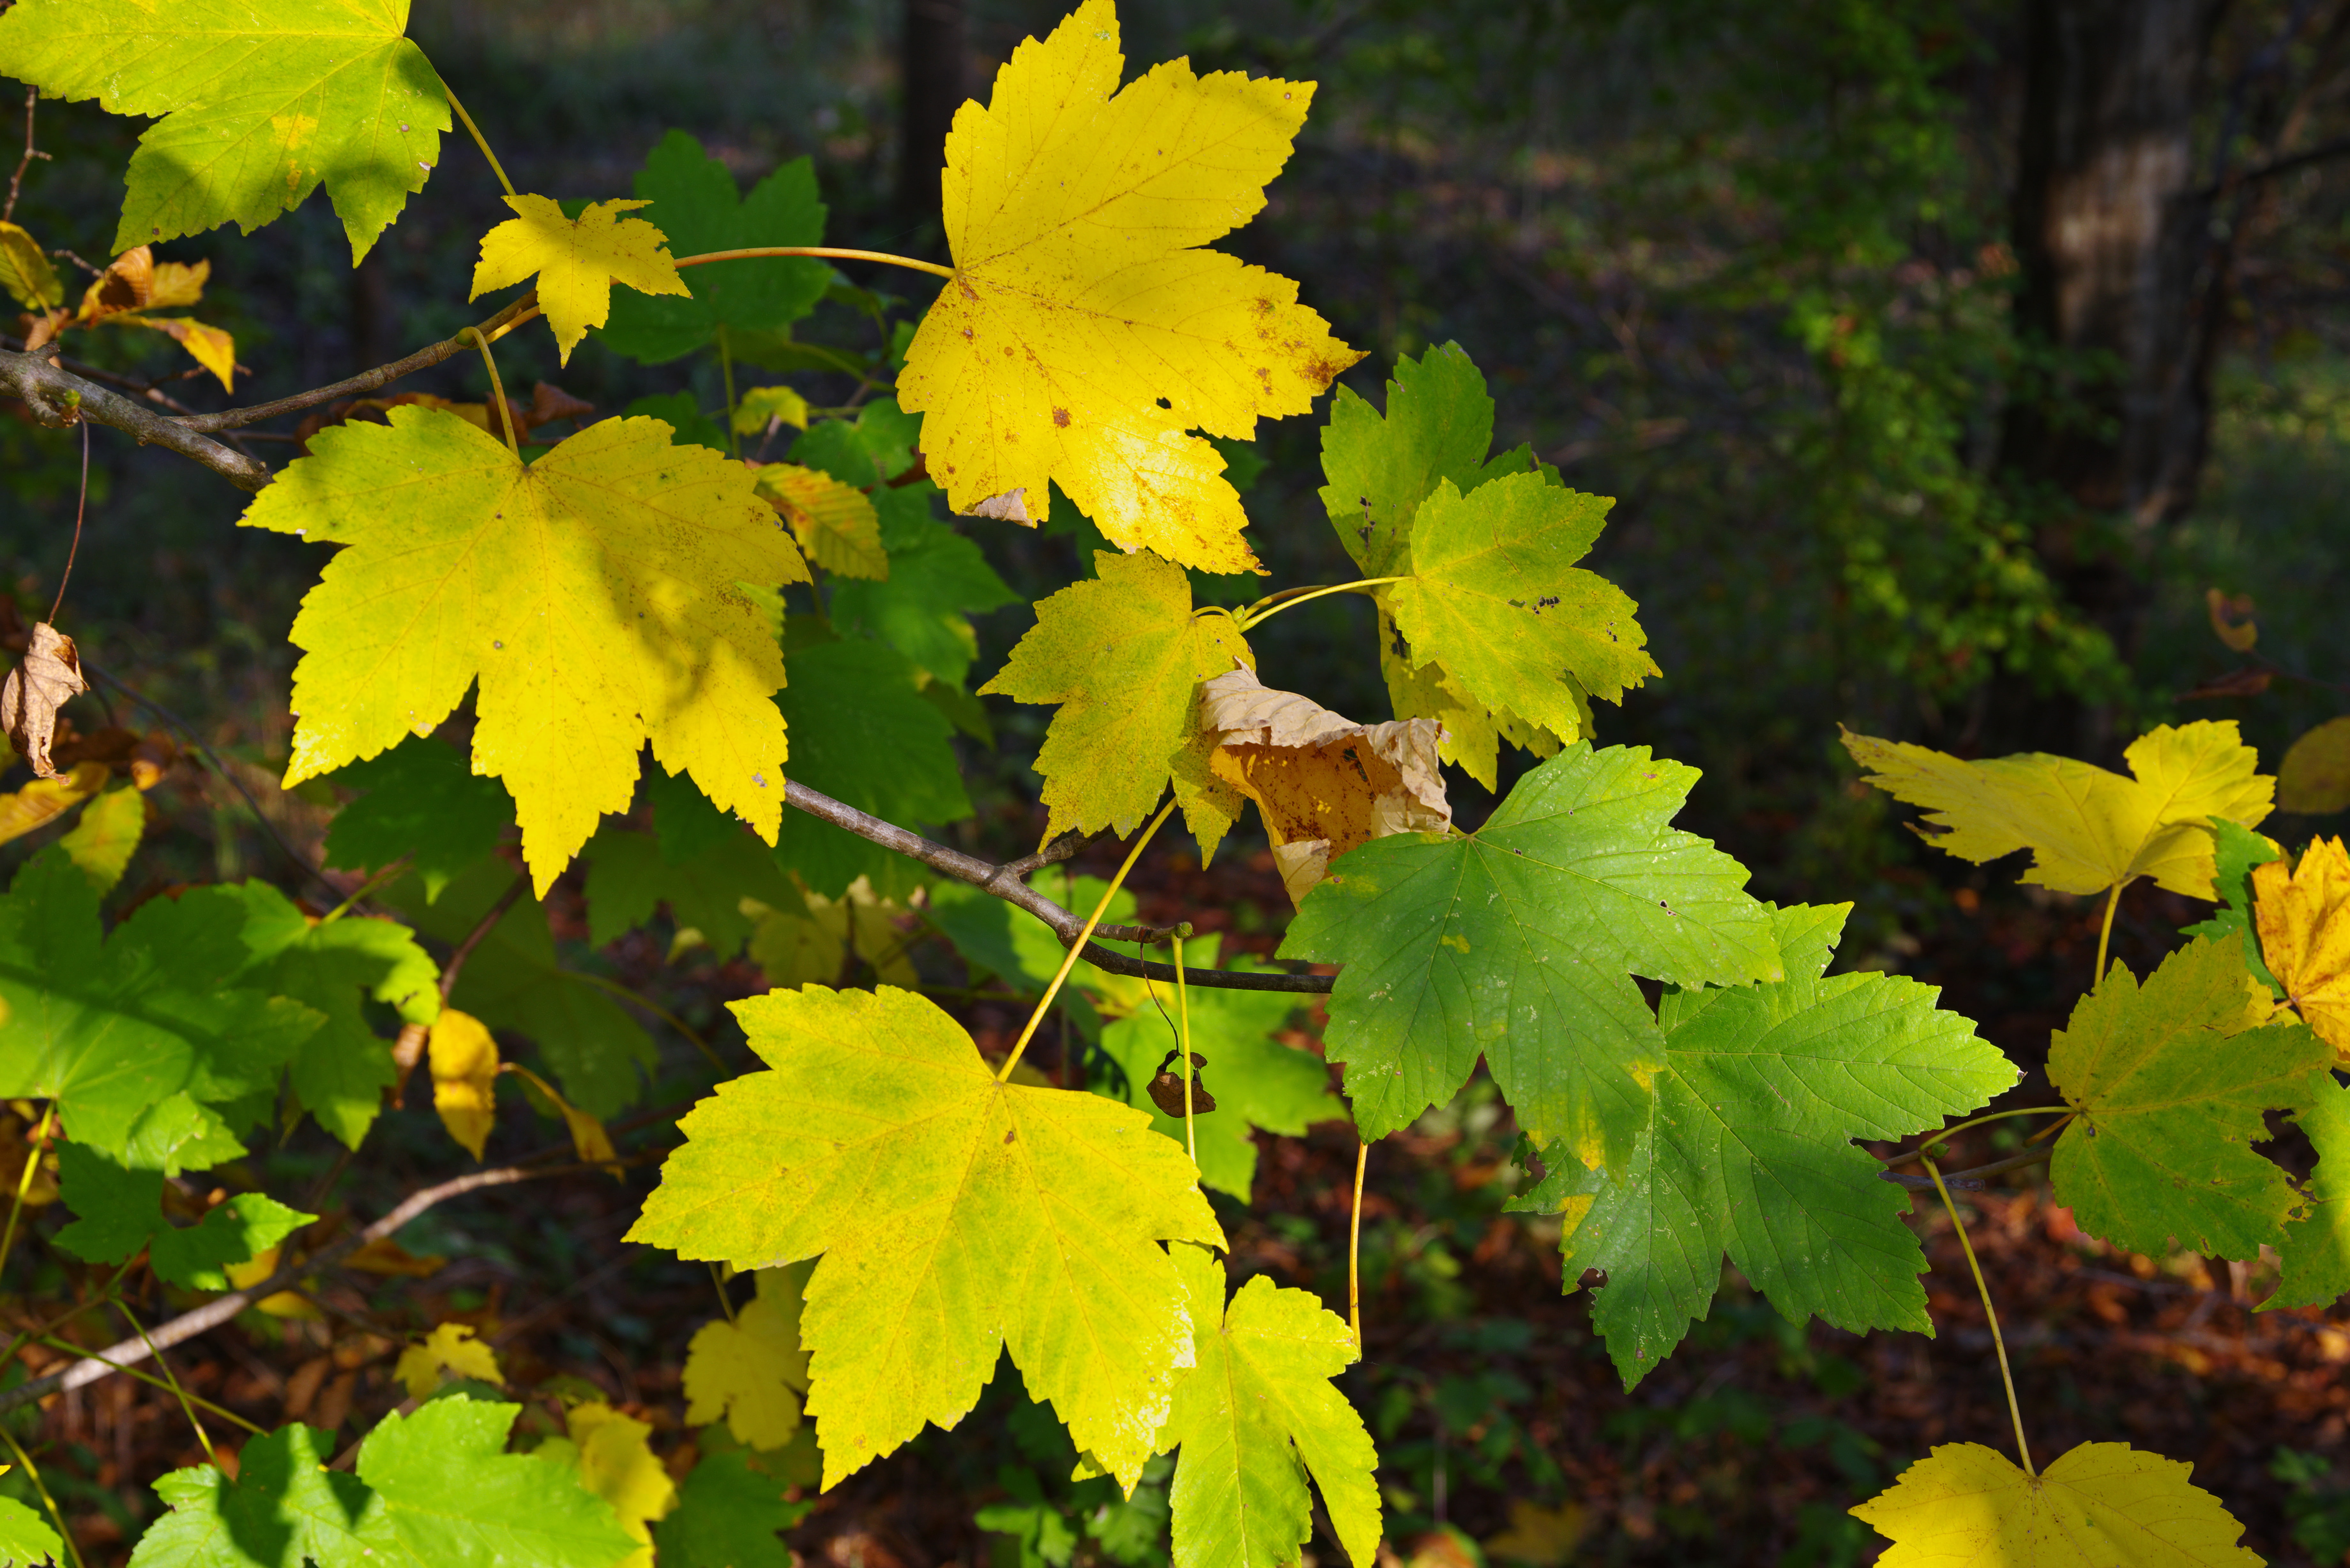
[{"left": 4, "top": 1, "right": 2350, "bottom": 1563}]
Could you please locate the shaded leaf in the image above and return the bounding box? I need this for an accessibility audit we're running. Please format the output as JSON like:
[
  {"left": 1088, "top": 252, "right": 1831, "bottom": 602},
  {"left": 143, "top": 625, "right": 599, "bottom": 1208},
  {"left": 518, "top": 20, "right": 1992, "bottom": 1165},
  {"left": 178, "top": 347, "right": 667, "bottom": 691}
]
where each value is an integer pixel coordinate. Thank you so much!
[
  {"left": 2180, "top": 819, "right": 2283, "bottom": 996},
  {"left": 0, "top": 220, "right": 63, "bottom": 310},
  {"left": 830, "top": 494, "right": 1017, "bottom": 690},
  {"left": 650, "top": 1451, "right": 804, "bottom": 1568},
  {"left": 582, "top": 824, "right": 795, "bottom": 959},
  {"left": 56, "top": 784, "right": 146, "bottom": 893},
  {"left": 2281, "top": 716, "right": 2350, "bottom": 815},
  {"left": 125, "top": 1423, "right": 366, "bottom": 1568},
  {"left": 54, "top": 1143, "right": 312, "bottom": 1289}
]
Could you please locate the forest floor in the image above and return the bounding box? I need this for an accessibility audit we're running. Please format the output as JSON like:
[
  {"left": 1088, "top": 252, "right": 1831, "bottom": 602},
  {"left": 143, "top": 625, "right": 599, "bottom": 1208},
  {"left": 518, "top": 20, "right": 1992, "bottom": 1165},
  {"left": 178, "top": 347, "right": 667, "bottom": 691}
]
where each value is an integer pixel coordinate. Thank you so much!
[{"left": 6, "top": 813, "right": 2345, "bottom": 1568}]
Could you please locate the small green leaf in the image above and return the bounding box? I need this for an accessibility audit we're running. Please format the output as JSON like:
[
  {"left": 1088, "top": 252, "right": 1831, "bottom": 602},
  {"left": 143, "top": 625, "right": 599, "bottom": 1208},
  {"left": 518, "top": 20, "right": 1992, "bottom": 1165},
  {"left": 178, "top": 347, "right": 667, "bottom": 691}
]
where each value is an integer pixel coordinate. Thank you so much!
[
  {"left": 56, "top": 1144, "right": 313, "bottom": 1289},
  {"left": 650, "top": 1451, "right": 807, "bottom": 1568},
  {"left": 324, "top": 737, "right": 516, "bottom": 903}
]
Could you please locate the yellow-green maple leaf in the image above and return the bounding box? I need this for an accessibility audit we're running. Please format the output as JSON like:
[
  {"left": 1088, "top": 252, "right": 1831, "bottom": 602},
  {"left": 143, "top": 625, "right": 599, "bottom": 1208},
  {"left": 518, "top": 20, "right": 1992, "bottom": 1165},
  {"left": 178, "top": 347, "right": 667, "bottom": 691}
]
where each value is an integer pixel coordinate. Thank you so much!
[
  {"left": 754, "top": 464, "right": 887, "bottom": 580},
  {"left": 243, "top": 407, "right": 808, "bottom": 892},
  {"left": 1841, "top": 720, "right": 2272, "bottom": 900},
  {"left": 1849, "top": 1441, "right": 2259, "bottom": 1565},
  {"left": 897, "top": 0, "right": 1361, "bottom": 574},
  {"left": 627, "top": 985, "right": 1223, "bottom": 1491},
  {"left": 980, "top": 550, "right": 1255, "bottom": 845},
  {"left": 683, "top": 1263, "right": 812, "bottom": 1449},
  {"left": 471, "top": 195, "right": 690, "bottom": 364},
  {"left": 0, "top": 0, "right": 451, "bottom": 260},
  {"left": 538, "top": 1401, "right": 677, "bottom": 1568}
]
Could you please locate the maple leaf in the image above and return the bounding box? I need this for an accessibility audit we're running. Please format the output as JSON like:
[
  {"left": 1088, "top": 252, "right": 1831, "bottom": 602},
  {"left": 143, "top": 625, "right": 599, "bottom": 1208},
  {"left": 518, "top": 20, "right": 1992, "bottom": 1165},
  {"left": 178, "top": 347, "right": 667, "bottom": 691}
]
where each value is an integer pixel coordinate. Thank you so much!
[
  {"left": 627, "top": 984, "right": 1224, "bottom": 1490},
  {"left": 0, "top": 853, "right": 320, "bottom": 1165},
  {"left": 2281, "top": 715, "right": 2350, "bottom": 815},
  {"left": 243, "top": 406, "right": 809, "bottom": 891},
  {"left": 54, "top": 1143, "right": 314, "bottom": 1289},
  {"left": 1096, "top": 938, "right": 1345, "bottom": 1200},
  {"left": 1280, "top": 742, "right": 1782, "bottom": 1165},
  {"left": 428, "top": 1009, "right": 500, "bottom": 1160},
  {"left": 353, "top": 1398, "right": 640, "bottom": 1568},
  {"left": 2271, "top": 1072, "right": 2350, "bottom": 1310},
  {"left": 394, "top": 1323, "right": 501, "bottom": 1399},
  {"left": 1848, "top": 1441, "right": 2259, "bottom": 1565},
  {"left": 536, "top": 1402, "right": 678, "bottom": 1568},
  {"left": 1158, "top": 1245, "right": 1381, "bottom": 1568},
  {"left": 584, "top": 824, "right": 796, "bottom": 961},
  {"left": 753, "top": 464, "right": 887, "bottom": 580},
  {"left": 982, "top": 550, "right": 1256, "bottom": 846},
  {"left": 897, "top": 0, "right": 1361, "bottom": 573},
  {"left": 2046, "top": 937, "right": 2331, "bottom": 1259},
  {"left": 126, "top": 1423, "right": 368, "bottom": 1568},
  {"left": 830, "top": 503, "right": 1017, "bottom": 690},
  {"left": 652, "top": 1452, "right": 802, "bottom": 1568},
  {"left": 322, "top": 736, "right": 517, "bottom": 902},
  {"left": 1841, "top": 720, "right": 2273, "bottom": 900},
  {"left": 0, "top": 0, "right": 451, "bottom": 260},
  {"left": 1508, "top": 903, "right": 2013, "bottom": 1387},
  {"left": 600, "top": 131, "right": 830, "bottom": 364},
  {"left": 2255, "top": 835, "right": 2350, "bottom": 1058},
  {"left": 684, "top": 1264, "right": 812, "bottom": 1449},
  {"left": 471, "top": 196, "right": 689, "bottom": 365},
  {"left": 2, "top": 622, "right": 86, "bottom": 779},
  {"left": 227, "top": 880, "right": 438, "bottom": 1150}
]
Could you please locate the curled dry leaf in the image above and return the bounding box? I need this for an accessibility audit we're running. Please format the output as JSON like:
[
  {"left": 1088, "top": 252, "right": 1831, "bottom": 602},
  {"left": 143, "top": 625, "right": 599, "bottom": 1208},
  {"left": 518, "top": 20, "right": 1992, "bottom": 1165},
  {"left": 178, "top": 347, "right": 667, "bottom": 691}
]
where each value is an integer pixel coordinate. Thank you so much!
[
  {"left": 1200, "top": 666, "right": 1450, "bottom": 905},
  {"left": 1147, "top": 1050, "right": 1217, "bottom": 1116},
  {"left": 1, "top": 622, "right": 88, "bottom": 779}
]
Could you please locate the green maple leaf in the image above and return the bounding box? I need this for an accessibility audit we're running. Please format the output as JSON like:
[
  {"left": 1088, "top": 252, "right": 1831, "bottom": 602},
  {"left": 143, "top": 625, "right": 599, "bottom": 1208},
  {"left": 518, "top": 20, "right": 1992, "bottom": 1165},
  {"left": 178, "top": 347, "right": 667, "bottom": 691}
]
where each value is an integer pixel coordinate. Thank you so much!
[
  {"left": 627, "top": 985, "right": 1223, "bottom": 1491},
  {"left": 831, "top": 497, "right": 1017, "bottom": 690},
  {"left": 771, "top": 637, "right": 973, "bottom": 898},
  {"left": 0, "top": 1497, "right": 60, "bottom": 1568},
  {"left": 242, "top": 407, "right": 810, "bottom": 893},
  {"left": 2180, "top": 818, "right": 2284, "bottom": 995},
  {"left": 0, "top": 0, "right": 450, "bottom": 261},
  {"left": 390, "top": 860, "right": 651, "bottom": 1119},
  {"left": 2046, "top": 936, "right": 2332, "bottom": 1260},
  {"left": 2270, "top": 1072, "right": 2350, "bottom": 1310},
  {"left": 650, "top": 1452, "right": 804, "bottom": 1568},
  {"left": 323, "top": 737, "right": 516, "bottom": 902},
  {"left": 228, "top": 881, "right": 438, "bottom": 1149},
  {"left": 1508, "top": 903, "right": 2014, "bottom": 1388},
  {"left": 0, "top": 853, "right": 319, "bottom": 1165},
  {"left": 982, "top": 550, "right": 1255, "bottom": 846},
  {"left": 789, "top": 402, "right": 922, "bottom": 490},
  {"left": 1160, "top": 1246, "right": 1380, "bottom": 1568},
  {"left": 599, "top": 130, "right": 830, "bottom": 364},
  {"left": 1097, "top": 939, "right": 1345, "bottom": 1201},
  {"left": 55, "top": 1144, "right": 314, "bottom": 1290},
  {"left": 1279, "top": 742, "right": 1781, "bottom": 1165},
  {"left": 129, "top": 1424, "right": 367, "bottom": 1568},
  {"left": 584, "top": 825, "right": 796, "bottom": 959},
  {"left": 344, "top": 1398, "right": 640, "bottom": 1568}
]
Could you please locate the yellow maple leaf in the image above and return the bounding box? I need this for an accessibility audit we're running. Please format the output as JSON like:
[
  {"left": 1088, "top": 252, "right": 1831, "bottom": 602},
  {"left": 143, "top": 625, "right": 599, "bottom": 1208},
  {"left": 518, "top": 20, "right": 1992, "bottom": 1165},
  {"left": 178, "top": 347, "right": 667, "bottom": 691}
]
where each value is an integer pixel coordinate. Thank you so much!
[
  {"left": 470, "top": 195, "right": 690, "bottom": 365},
  {"left": 754, "top": 464, "right": 887, "bottom": 579},
  {"left": 537, "top": 1401, "right": 678, "bottom": 1568},
  {"left": 2256, "top": 836, "right": 2350, "bottom": 1059},
  {"left": 428, "top": 1009, "right": 499, "bottom": 1160},
  {"left": 683, "top": 1263, "right": 812, "bottom": 1449},
  {"left": 244, "top": 406, "right": 809, "bottom": 892},
  {"left": 1841, "top": 721, "right": 2272, "bottom": 900},
  {"left": 897, "top": 0, "right": 1361, "bottom": 573},
  {"left": 394, "top": 1322, "right": 503, "bottom": 1400},
  {"left": 1850, "top": 1441, "right": 2258, "bottom": 1565}
]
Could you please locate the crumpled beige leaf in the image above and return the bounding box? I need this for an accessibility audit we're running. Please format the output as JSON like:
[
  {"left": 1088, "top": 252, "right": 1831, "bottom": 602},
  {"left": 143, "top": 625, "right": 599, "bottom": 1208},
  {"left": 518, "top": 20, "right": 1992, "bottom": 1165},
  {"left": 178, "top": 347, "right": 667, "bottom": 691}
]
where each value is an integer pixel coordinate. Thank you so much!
[
  {"left": 2, "top": 622, "right": 88, "bottom": 779},
  {"left": 2255, "top": 835, "right": 2350, "bottom": 1060},
  {"left": 1201, "top": 666, "right": 1450, "bottom": 904}
]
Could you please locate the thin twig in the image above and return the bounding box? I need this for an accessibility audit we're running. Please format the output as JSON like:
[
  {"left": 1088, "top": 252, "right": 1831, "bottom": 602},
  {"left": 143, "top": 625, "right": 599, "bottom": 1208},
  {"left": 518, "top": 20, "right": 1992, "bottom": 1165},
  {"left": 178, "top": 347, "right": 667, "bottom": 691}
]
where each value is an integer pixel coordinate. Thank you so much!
[
  {"left": 1878, "top": 1144, "right": 2053, "bottom": 1191},
  {"left": 47, "top": 419, "right": 87, "bottom": 622},
  {"left": 3, "top": 87, "right": 46, "bottom": 225},
  {"left": 442, "top": 874, "right": 529, "bottom": 1003}
]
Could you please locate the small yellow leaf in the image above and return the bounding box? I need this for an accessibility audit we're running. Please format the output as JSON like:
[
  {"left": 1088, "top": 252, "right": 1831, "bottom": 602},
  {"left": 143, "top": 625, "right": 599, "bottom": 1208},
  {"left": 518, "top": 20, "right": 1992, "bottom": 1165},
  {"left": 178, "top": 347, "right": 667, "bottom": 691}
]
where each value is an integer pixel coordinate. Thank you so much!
[
  {"left": 0, "top": 220, "right": 63, "bottom": 310},
  {"left": 2281, "top": 716, "right": 2350, "bottom": 815},
  {"left": 683, "top": 1263, "right": 813, "bottom": 1449},
  {"left": 119, "top": 314, "right": 237, "bottom": 392},
  {"left": 734, "top": 385, "right": 812, "bottom": 435},
  {"left": 1849, "top": 1440, "right": 2259, "bottom": 1565},
  {"left": 504, "top": 1062, "right": 621, "bottom": 1173},
  {"left": 146, "top": 258, "right": 208, "bottom": 310},
  {"left": 1842, "top": 721, "right": 2272, "bottom": 900},
  {"left": 2205, "top": 587, "right": 2258, "bottom": 652},
  {"left": 2256, "top": 836, "right": 2350, "bottom": 1059},
  {"left": 898, "top": 0, "right": 1361, "bottom": 572},
  {"left": 470, "top": 195, "right": 691, "bottom": 365},
  {"left": 225, "top": 1246, "right": 322, "bottom": 1319},
  {"left": 1201, "top": 666, "right": 1451, "bottom": 904},
  {"left": 539, "top": 1401, "right": 677, "bottom": 1567},
  {"left": 0, "top": 761, "right": 108, "bottom": 847},
  {"left": 429, "top": 1008, "right": 500, "bottom": 1160},
  {"left": 394, "top": 1322, "right": 502, "bottom": 1400},
  {"left": 754, "top": 463, "right": 887, "bottom": 579}
]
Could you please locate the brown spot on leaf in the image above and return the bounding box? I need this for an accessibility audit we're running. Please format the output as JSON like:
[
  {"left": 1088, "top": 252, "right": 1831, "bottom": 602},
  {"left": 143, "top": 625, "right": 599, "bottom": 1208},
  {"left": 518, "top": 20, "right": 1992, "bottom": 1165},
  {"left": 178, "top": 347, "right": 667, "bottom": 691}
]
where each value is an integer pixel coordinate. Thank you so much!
[{"left": 1052, "top": 407, "right": 1071, "bottom": 428}]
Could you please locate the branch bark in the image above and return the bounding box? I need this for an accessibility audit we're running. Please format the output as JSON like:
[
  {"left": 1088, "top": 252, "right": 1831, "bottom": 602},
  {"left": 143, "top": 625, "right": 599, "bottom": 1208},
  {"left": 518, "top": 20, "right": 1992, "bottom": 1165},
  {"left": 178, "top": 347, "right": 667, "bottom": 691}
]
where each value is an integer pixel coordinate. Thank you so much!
[{"left": 0, "top": 348, "right": 272, "bottom": 490}]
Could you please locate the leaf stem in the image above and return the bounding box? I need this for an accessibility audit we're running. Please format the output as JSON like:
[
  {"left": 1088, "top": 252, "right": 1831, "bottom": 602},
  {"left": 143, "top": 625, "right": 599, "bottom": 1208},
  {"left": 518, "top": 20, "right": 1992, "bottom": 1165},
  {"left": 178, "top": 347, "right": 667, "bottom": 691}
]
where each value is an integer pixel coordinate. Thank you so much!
[
  {"left": 709, "top": 1263, "right": 739, "bottom": 1326},
  {"left": 999, "top": 801, "right": 1176, "bottom": 1082},
  {"left": 1923, "top": 1156, "right": 2034, "bottom": 1477},
  {"left": 459, "top": 327, "right": 519, "bottom": 456},
  {"left": 1236, "top": 577, "right": 1406, "bottom": 633},
  {"left": 2093, "top": 881, "right": 2125, "bottom": 991},
  {"left": 1881, "top": 1106, "right": 2069, "bottom": 1168},
  {"left": 566, "top": 969, "right": 725, "bottom": 1072},
  {"left": 0, "top": 1424, "right": 83, "bottom": 1568},
  {"left": 673, "top": 246, "right": 961, "bottom": 282},
  {"left": 719, "top": 327, "right": 741, "bottom": 460},
  {"left": 438, "top": 82, "right": 515, "bottom": 199},
  {"left": 1349, "top": 1141, "right": 1368, "bottom": 1346},
  {"left": 1176, "top": 935, "right": 1196, "bottom": 1165},
  {"left": 0, "top": 1104, "right": 53, "bottom": 1285}
]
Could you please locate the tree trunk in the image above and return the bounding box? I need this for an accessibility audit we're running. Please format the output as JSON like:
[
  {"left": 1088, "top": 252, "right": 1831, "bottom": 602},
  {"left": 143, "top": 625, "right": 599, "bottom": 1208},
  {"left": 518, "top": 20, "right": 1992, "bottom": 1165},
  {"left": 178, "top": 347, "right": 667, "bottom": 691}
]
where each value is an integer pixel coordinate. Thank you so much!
[{"left": 898, "top": 0, "right": 966, "bottom": 224}]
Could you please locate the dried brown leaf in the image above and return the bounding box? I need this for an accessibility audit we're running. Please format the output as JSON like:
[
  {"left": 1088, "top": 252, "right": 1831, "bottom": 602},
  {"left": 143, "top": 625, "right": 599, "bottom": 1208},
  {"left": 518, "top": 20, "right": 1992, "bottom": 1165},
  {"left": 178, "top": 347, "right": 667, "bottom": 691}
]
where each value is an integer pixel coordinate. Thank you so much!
[{"left": 2, "top": 622, "right": 89, "bottom": 778}]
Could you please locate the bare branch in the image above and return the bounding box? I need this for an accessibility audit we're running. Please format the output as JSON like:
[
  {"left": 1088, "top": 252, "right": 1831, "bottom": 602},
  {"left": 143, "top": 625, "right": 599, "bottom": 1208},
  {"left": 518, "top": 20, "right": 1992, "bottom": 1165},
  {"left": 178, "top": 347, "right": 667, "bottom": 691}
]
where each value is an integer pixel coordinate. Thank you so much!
[
  {"left": 0, "top": 348, "right": 272, "bottom": 491},
  {"left": 784, "top": 780, "right": 1335, "bottom": 994},
  {"left": 174, "top": 294, "right": 542, "bottom": 435}
]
